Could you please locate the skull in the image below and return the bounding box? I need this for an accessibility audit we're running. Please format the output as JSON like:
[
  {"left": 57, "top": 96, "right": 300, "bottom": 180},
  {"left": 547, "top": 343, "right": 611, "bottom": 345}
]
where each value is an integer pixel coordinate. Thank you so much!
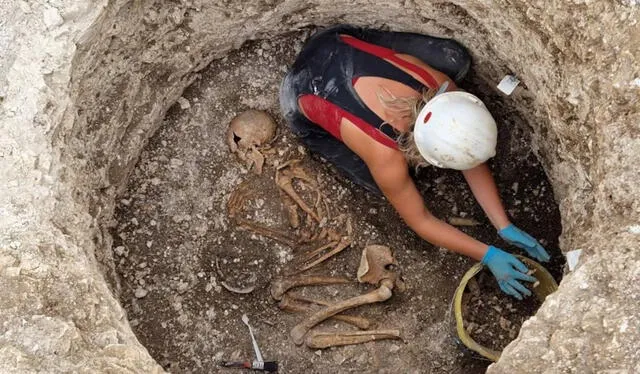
[
  {"left": 226, "top": 110, "right": 276, "bottom": 174},
  {"left": 357, "top": 245, "right": 405, "bottom": 290},
  {"left": 226, "top": 110, "right": 276, "bottom": 153}
]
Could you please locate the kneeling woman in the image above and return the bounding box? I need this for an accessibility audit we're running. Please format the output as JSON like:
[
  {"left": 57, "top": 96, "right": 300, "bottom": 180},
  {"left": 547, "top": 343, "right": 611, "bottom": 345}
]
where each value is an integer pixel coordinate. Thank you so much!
[{"left": 280, "top": 25, "right": 549, "bottom": 299}]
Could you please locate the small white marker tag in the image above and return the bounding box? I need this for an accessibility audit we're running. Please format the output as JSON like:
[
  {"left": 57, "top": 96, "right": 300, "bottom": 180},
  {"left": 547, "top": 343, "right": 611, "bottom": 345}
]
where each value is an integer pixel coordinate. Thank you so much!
[
  {"left": 566, "top": 249, "right": 582, "bottom": 271},
  {"left": 497, "top": 75, "right": 520, "bottom": 95}
]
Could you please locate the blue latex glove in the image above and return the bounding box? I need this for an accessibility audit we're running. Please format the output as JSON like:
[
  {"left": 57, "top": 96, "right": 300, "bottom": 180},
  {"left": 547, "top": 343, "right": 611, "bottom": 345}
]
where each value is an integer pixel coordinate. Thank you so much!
[
  {"left": 482, "top": 246, "right": 537, "bottom": 300},
  {"left": 499, "top": 224, "right": 551, "bottom": 262}
]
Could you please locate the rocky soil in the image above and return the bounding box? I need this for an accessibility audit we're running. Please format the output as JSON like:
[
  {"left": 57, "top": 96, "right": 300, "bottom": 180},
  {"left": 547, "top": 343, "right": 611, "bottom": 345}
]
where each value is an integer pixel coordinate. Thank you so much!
[
  {"left": 111, "top": 29, "right": 563, "bottom": 373},
  {"left": 463, "top": 270, "right": 542, "bottom": 353}
]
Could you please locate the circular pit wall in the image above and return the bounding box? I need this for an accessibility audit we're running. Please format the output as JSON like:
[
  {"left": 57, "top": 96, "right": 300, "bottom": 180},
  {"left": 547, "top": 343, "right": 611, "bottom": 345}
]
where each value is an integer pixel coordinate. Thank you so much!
[{"left": 1, "top": 1, "right": 639, "bottom": 373}]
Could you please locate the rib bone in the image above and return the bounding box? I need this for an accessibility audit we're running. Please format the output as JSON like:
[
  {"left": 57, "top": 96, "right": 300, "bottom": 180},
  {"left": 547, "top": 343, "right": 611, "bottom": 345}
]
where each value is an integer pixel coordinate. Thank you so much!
[
  {"left": 296, "top": 237, "right": 351, "bottom": 273},
  {"left": 290, "top": 278, "right": 395, "bottom": 345},
  {"left": 305, "top": 329, "right": 402, "bottom": 349},
  {"left": 235, "top": 217, "right": 295, "bottom": 247},
  {"left": 270, "top": 275, "right": 350, "bottom": 301},
  {"left": 279, "top": 295, "right": 371, "bottom": 330}
]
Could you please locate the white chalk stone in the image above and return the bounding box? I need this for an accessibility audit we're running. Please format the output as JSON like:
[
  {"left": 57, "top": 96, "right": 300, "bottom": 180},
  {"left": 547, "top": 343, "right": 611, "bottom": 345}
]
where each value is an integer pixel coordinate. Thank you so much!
[
  {"left": 566, "top": 249, "right": 583, "bottom": 271},
  {"left": 134, "top": 288, "right": 148, "bottom": 298},
  {"left": 42, "top": 7, "right": 64, "bottom": 29},
  {"left": 177, "top": 97, "right": 191, "bottom": 109}
]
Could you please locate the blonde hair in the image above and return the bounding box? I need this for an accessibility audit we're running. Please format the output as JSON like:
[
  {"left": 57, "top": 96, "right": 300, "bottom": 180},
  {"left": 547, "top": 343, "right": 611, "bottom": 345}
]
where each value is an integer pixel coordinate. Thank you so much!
[{"left": 376, "top": 87, "right": 437, "bottom": 168}]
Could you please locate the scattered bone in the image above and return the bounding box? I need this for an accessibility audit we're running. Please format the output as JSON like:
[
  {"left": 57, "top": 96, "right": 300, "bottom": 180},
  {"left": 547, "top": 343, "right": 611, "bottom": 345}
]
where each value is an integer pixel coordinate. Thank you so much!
[
  {"left": 298, "top": 228, "right": 324, "bottom": 245},
  {"left": 327, "top": 229, "right": 342, "bottom": 243},
  {"left": 226, "top": 182, "right": 248, "bottom": 217},
  {"left": 216, "top": 258, "right": 257, "bottom": 294},
  {"left": 305, "top": 329, "right": 402, "bottom": 349},
  {"left": 281, "top": 193, "right": 300, "bottom": 228},
  {"left": 275, "top": 158, "right": 299, "bottom": 171},
  {"left": 448, "top": 217, "right": 481, "bottom": 226},
  {"left": 298, "top": 227, "right": 339, "bottom": 245},
  {"left": 290, "top": 278, "right": 395, "bottom": 345},
  {"left": 296, "top": 228, "right": 315, "bottom": 244},
  {"left": 314, "top": 192, "right": 324, "bottom": 219},
  {"left": 220, "top": 281, "right": 256, "bottom": 294},
  {"left": 270, "top": 275, "right": 350, "bottom": 301},
  {"left": 296, "top": 237, "right": 351, "bottom": 273},
  {"left": 247, "top": 147, "right": 266, "bottom": 174},
  {"left": 279, "top": 294, "right": 371, "bottom": 330}
]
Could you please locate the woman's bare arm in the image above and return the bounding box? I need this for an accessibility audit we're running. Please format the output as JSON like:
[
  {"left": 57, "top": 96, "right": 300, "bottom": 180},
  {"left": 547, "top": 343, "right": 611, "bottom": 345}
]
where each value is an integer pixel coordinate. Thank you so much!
[
  {"left": 368, "top": 150, "right": 488, "bottom": 260},
  {"left": 461, "top": 163, "right": 511, "bottom": 230}
]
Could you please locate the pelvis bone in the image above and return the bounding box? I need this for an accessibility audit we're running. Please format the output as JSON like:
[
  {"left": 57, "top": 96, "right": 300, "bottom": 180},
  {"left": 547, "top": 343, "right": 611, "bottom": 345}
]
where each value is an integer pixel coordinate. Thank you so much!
[{"left": 357, "top": 245, "right": 405, "bottom": 291}]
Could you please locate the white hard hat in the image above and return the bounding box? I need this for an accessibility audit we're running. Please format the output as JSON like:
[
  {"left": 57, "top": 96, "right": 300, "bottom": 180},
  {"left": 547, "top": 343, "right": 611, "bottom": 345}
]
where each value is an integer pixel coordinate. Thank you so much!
[{"left": 413, "top": 91, "right": 497, "bottom": 170}]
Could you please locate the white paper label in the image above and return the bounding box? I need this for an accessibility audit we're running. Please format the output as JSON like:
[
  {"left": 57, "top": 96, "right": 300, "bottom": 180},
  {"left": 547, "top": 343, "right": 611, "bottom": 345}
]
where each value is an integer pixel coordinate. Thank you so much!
[{"left": 497, "top": 75, "right": 520, "bottom": 95}]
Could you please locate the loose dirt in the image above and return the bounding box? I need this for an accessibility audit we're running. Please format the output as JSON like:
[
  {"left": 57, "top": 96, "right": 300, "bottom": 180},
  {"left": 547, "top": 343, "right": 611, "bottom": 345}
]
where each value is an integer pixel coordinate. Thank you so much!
[
  {"left": 111, "top": 28, "right": 563, "bottom": 373},
  {"left": 462, "top": 271, "right": 542, "bottom": 352}
]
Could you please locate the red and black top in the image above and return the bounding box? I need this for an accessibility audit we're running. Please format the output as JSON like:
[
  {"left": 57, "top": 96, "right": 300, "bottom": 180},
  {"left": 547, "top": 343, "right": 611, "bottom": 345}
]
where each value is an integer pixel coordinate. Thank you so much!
[
  {"left": 280, "top": 25, "right": 470, "bottom": 193},
  {"left": 283, "top": 25, "right": 470, "bottom": 149}
]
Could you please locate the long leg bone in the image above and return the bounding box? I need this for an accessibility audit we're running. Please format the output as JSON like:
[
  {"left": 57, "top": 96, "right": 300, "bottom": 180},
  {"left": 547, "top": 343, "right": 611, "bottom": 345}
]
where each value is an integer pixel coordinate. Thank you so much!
[
  {"left": 270, "top": 275, "right": 350, "bottom": 301},
  {"left": 290, "top": 279, "right": 395, "bottom": 345},
  {"left": 287, "top": 293, "right": 375, "bottom": 329},
  {"left": 305, "top": 330, "right": 402, "bottom": 349},
  {"left": 279, "top": 295, "right": 371, "bottom": 330}
]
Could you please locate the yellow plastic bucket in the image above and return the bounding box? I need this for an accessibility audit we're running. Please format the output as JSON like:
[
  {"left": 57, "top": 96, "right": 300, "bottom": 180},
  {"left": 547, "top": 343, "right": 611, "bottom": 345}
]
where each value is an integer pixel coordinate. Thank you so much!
[{"left": 452, "top": 256, "right": 558, "bottom": 361}]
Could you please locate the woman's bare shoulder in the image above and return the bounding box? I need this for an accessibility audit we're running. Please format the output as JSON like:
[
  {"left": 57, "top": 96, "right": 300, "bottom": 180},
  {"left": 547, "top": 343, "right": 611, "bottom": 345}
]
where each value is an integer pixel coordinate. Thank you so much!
[{"left": 340, "top": 117, "right": 405, "bottom": 166}]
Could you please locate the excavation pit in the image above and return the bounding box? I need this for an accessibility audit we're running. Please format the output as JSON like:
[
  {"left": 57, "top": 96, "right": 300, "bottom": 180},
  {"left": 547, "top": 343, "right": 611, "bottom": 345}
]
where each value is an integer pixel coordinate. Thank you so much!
[
  {"left": 111, "top": 29, "right": 562, "bottom": 373},
  {"left": 2, "top": 1, "right": 639, "bottom": 373}
]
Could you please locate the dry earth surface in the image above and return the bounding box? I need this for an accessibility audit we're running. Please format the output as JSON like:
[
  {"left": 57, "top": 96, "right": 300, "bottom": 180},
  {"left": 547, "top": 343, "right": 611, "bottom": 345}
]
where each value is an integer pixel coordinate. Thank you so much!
[{"left": 112, "top": 30, "right": 563, "bottom": 374}]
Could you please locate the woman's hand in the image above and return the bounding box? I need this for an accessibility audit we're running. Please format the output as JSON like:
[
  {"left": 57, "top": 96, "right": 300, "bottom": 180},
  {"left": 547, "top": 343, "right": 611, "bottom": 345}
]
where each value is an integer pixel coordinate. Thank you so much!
[
  {"left": 499, "top": 224, "right": 551, "bottom": 262},
  {"left": 482, "top": 246, "right": 537, "bottom": 300}
]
